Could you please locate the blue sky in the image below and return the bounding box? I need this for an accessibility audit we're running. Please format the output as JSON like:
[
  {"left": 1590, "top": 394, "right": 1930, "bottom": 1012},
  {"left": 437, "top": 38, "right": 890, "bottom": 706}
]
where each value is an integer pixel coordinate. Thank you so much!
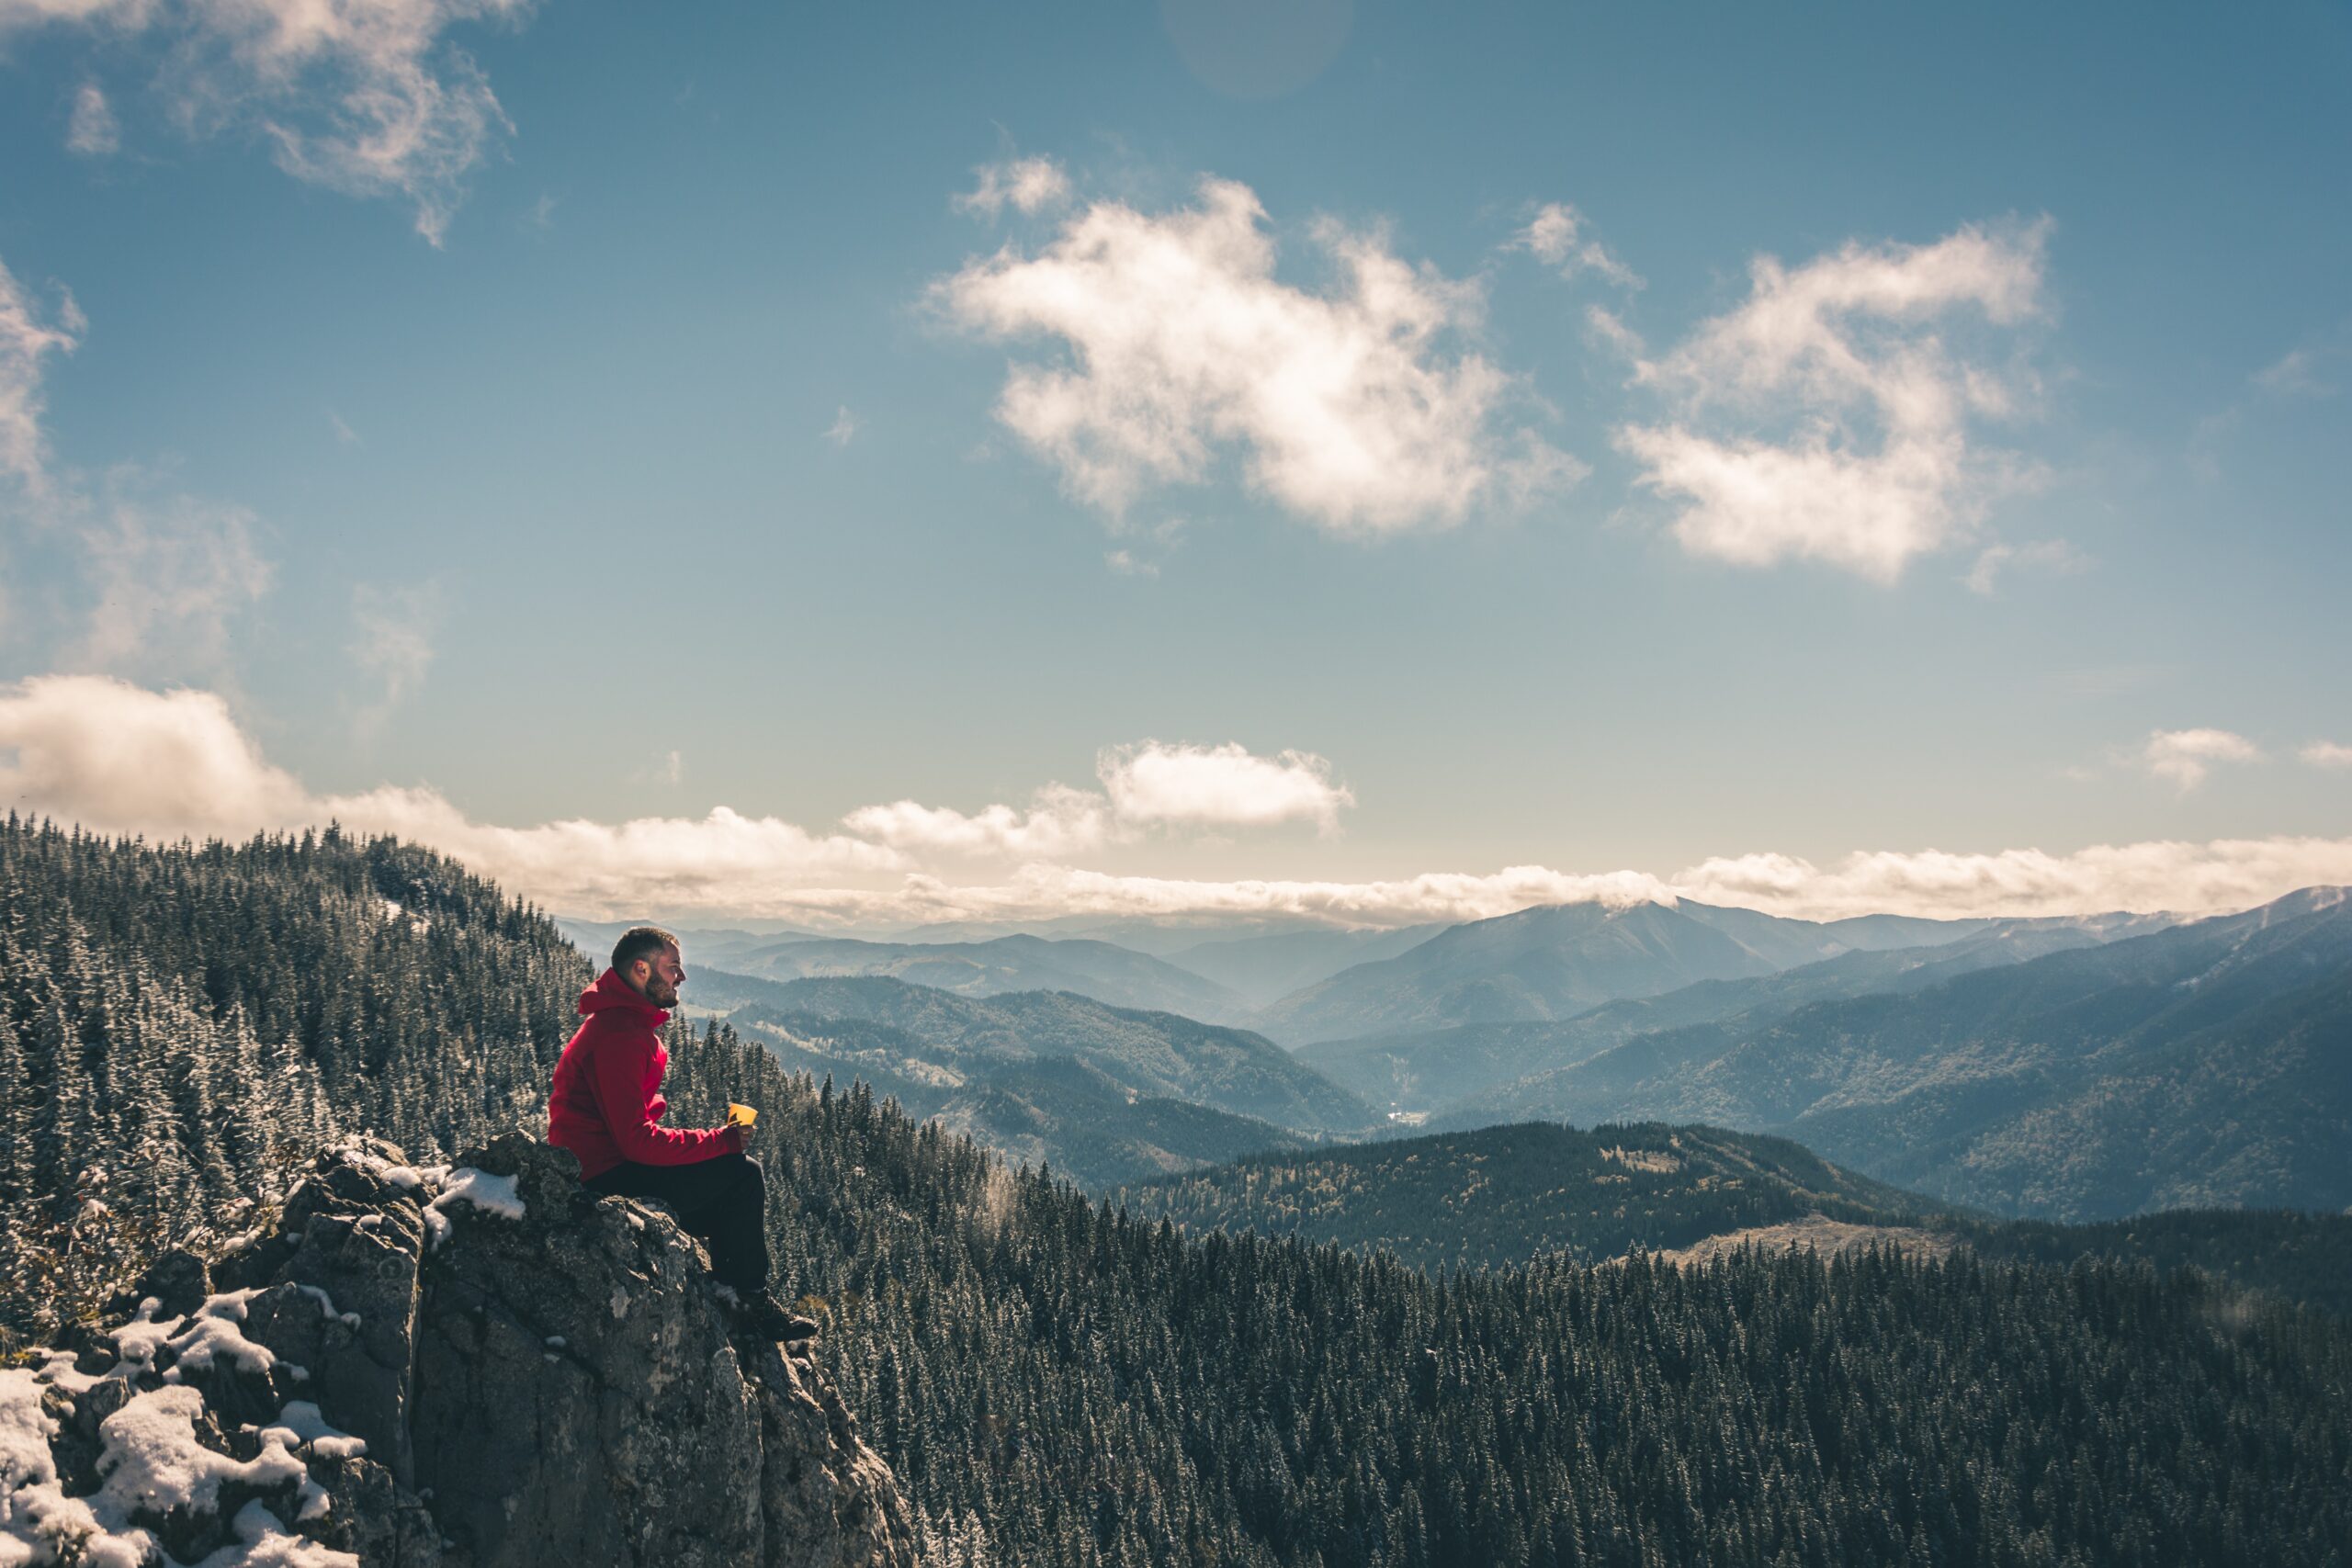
[{"left": 0, "top": 0, "right": 2346, "bottom": 928}]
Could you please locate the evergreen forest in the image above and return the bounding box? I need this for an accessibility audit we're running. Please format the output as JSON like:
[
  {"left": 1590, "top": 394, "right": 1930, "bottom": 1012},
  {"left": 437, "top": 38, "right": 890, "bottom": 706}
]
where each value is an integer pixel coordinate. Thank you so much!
[{"left": 3, "top": 820, "right": 2348, "bottom": 1566}]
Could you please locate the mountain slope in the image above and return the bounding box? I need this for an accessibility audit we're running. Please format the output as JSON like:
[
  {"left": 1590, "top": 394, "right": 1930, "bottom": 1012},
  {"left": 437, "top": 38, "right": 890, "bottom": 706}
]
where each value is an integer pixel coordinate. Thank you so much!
[
  {"left": 728, "top": 1010, "right": 1310, "bottom": 1187},
  {"left": 1300, "top": 918, "right": 2121, "bottom": 1114},
  {"left": 1253, "top": 897, "right": 2002, "bottom": 1043},
  {"left": 1457, "top": 887, "right": 2352, "bottom": 1218},
  {"left": 674, "top": 1036, "right": 2352, "bottom": 1568},
  {"left": 739, "top": 976, "right": 1374, "bottom": 1136},
  {"left": 710, "top": 932, "right": 1254, "bottom": 1021},
  {"left": 1159, "top": 924, "right": 1447, "bottom": 1007},
  {"left": 1119, "top": 1119, "right": 2352, "bottom": 1318},
  {"left": 554, "top": 918, "right": 824, "bottom": 972},
  {"left": 1116, "top": 1120, "right": 1926, "bottom": 1271},
  {"left": 0, "top": 819, "right": 592, "bottom": 1348}
]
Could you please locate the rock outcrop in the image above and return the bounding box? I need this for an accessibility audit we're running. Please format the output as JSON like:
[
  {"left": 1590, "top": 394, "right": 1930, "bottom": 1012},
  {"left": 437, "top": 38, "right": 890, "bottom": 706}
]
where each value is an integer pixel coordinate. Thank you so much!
[{"left": 0, "top": 1134, "right": 920, "bottom": 1568}]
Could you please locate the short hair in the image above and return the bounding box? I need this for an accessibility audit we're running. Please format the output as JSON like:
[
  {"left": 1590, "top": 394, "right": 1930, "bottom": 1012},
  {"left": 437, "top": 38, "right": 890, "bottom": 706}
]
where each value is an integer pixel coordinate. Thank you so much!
[{"left": 611, "top": 925, "right": 681, "bottom": 976}]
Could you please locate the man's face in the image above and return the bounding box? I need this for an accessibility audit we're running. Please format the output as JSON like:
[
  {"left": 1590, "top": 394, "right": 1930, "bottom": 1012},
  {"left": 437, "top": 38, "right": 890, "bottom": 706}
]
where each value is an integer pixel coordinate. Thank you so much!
[{"left": 632, "top": 944, "right": 684, "bottom": 1008}]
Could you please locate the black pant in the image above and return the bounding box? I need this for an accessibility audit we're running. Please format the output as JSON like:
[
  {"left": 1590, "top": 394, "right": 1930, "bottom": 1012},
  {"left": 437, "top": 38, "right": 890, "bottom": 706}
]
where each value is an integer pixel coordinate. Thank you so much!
[{"left": 588, "top": 1153, "right": 772, "bottom": 1294}]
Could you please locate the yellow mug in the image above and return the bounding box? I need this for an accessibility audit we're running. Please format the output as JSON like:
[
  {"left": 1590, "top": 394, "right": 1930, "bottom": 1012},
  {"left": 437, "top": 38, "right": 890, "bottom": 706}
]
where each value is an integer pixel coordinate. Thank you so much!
[{"left": 727, "top": 1102, "right": 758, "bottom": 1129}]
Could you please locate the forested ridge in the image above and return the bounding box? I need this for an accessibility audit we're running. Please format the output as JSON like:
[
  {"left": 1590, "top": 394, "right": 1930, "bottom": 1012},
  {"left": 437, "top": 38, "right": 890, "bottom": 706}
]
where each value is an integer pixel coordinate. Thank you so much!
[
  {"left": 667, "top": 1032, "right": 2352, "bottom": 1568},
  {"left": 1114, "top": 1122, "right": 2352, "bottom": 1316},
  {"left": 1114, "top": 1121, "right": 1928, "bottom": 1273},
  {"left": 0, "top": 815, "right": 591, "bottom": 1345},
  {"left": 5, "top": 822, "right": 2350, "bottom": 1566}
]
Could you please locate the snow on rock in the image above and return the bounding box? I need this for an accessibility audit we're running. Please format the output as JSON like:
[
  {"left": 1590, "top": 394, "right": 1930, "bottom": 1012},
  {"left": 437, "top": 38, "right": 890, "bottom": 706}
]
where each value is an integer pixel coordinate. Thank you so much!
[
  {"left": 6, "top": 1133, "right": 916, "bottom": 1568},
  {"left": 94, "top": 1386, "right": 305, "bottom": 1527},
  {"left": 257, "top": 1404, "right": 367, "bottom": 1462},
  {"left": 333, "top": 1144, "right": 424, "bottom": 1193},
  {"left": 168, "top": 1295, "right": 281, "bottom": 1378},
  {"left": 0, "top": 1375, "right": 354, "bottom": 1568},
  {"left": 437, "top": 1169, "right": 523, "bottom": 1223},
  {"left": 0, "top": 1371, "right": 59, "bottom": 1489},
  {"left": 197, "top": 1499, "right": 356, "bottom": 1566}
]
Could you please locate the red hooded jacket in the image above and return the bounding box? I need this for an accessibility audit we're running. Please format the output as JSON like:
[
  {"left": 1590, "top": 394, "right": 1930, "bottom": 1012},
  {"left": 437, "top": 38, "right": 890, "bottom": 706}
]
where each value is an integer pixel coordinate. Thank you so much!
[{"left": 548, "top": 968, "right": 741, "bottom": 1180}]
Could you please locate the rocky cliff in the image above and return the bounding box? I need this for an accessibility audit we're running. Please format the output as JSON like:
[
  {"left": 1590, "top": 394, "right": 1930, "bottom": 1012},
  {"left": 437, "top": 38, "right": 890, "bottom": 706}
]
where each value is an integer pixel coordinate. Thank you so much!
[{"left": 0, "top": 1134, "right": 920, "bottom": 1568}]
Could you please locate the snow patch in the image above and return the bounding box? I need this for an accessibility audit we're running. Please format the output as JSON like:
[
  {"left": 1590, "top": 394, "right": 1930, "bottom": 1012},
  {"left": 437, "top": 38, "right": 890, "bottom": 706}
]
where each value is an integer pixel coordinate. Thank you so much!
[
  {"left": 6, "top": 1350, "right": 363, "bottom": 1565},
  {"left": 33, "top": 1350, "right": 97, "bottom": 1397},
  {"left": 334, "top": 1145, "right": 424, "bottom": 1191},
  {"left": 423, "top": 1166, "right": 526, "bottom": 1248},
  {"left": 258, "top": 1402, "right": 367, "bottom": 1461},
  {"left": 98, "top": 1386, "right": 304, "bottom": 1520},
  {"left": 200, "top": 1498, "right": 356, "bottom": 1566},
  {"left": 0, "top": 1368, "right": 58, "bottom": 1495}
]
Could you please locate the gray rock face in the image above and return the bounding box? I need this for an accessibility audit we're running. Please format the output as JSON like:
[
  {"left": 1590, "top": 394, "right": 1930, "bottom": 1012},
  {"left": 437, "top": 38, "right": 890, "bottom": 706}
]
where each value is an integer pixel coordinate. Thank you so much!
[
  {"left": 2, "top": 1135, "right": 919, "bottom": 1568},
  {"left": 411, "top": 1132, "right": 917, "bottom": 1568},
  {"left": 273, "top": 1134, "right": 432, "bottom": 1485}
]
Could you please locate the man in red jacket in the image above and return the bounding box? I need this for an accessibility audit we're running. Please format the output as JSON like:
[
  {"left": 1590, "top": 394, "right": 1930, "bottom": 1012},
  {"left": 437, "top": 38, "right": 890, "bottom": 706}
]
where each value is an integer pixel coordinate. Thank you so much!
[{"left": 548, "top": 925, "right": 816, "bottom": 1343}]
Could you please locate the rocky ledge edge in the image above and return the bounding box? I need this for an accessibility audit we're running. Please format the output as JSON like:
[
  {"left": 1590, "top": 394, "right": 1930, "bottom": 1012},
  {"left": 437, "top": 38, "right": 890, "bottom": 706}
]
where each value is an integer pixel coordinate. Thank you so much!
[{"left": 0, "top": 1132, "right": 919, "bottom": 1568}]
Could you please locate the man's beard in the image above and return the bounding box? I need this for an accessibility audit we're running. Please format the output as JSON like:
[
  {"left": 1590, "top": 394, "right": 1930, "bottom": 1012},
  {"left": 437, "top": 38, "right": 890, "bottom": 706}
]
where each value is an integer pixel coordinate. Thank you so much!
[{"left": 646, "top": 976, "right": 680, "bottom": 1008}]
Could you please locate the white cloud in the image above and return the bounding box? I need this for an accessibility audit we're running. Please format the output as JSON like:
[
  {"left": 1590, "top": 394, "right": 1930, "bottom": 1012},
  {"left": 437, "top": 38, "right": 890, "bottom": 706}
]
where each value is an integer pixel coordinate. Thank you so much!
[
  {"left": 0, "top": 258, "right": 82, "bottom": 496},
  {"left": 3, "top": 0, "right": 534, "bottom": 243},
  {"left": 348, "top": 580, "right": 444, "bottom": 728},
  {"left": 2139, "top": 728, "right": 2262, "bottom": 791},
  {"left": 1103, "top": 548, "right": 1157, "bottom": 577},
  {"left": 908, "top": 863, "right": 1676, "bottom": 929},
  {"left": 71, "top": 479, "right": 272, "bottom": 676},
  {"left": 1512, "top": 202, "right": 1641, "bottom": 289},
  {"left": 843, "top": 784, "right": 1114, "bottom": 861},
  {"left": 3, "top": 674, "right": 2346, "bottom": 926},
  {"left": 0, "top": 674, "right": 906, "bottom": 911},
  {"left": 954, "top": 156, "right": 1071, "bottom": 219},
  {"left": 1964, "top": 537, "right": 2090, "bottom": 594},
  {"left": 842, "top": 741, "right": 1351, "bottom": 857},
  {"left": 1674, "top": 838, "right": 2352, "bottom": 922},
  {"left": 66, "top": 81, "right": 119, "bottom": 154},
  {"left": 328, "top": 409, "right": 361, "bottom": 446},
  {"left": 0, "top": 259, "right": 272, "bottom": 671},
  {"left": 1099, "top": 740, "right": 1351, "bottom": 832},
  {"left": 2301, "top": 740, "right": 2352, "bottom": 770},
  {"left": 0, "top": 675, "right": 311, "bottom": 835},
  {"left": 935, "top": 175, "right": 1583, "bottom": 535},
  {"left": 2253, "top": 345, "right": 2333, "bottom": 399},
  {"left": 1585, "top": 304, "right": 1645, "bottom": 362},
  {"left": 823, "top": 406, "right": 856, "bottom": 448},
  {"left": 1617, "top": 221, "right": 2050, "bottom": 581}
]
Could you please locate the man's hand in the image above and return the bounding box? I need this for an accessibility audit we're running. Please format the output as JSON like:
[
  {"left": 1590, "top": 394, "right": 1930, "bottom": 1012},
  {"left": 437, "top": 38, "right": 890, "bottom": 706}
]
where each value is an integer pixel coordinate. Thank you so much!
[{"left": 726, "top": 1101, "right": 758, "bottom": 1130}]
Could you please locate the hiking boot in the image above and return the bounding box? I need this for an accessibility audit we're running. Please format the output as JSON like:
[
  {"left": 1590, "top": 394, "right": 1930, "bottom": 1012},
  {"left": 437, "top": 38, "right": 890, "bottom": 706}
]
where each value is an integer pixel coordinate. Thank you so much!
[{"left": 743, "top": 1291, "right": 819, "bottom": 1343}]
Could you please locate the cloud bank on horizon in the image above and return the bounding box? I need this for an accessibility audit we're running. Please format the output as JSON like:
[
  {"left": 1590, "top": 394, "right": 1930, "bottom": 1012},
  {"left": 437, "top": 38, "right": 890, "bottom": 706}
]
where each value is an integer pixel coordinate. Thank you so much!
[{"left": 4, "top": 674, "right": 2345, "bottom": 930}]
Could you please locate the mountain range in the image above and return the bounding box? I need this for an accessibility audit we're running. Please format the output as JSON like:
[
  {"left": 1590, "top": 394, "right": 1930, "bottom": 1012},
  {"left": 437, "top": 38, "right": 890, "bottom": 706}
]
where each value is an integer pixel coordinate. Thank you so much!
[
  {"left": 1252, "top": 897, "right": 2169, "bottom": 1043},
  {"left": 563, "top": 889, "right": 2342, "bottom": 1224},
  {"left": 720, "top": 976, "right": 1372, "bottom": 1186},
  {"left": 1434, "top": 886, "right": 2352, "bottom": 1218},
  {"left": 560, "top": 920, "right": 1257, "bottom": 1022},
  {"left": 1295, "top": 916, "right": 2136, "bottom": 1115}
]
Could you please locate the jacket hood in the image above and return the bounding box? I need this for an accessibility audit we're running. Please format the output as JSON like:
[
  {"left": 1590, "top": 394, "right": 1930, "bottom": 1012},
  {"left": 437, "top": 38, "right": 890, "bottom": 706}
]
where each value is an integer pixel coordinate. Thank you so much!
[{"left": 578, "top": 966, "right": 670, "bottom": 1026}]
